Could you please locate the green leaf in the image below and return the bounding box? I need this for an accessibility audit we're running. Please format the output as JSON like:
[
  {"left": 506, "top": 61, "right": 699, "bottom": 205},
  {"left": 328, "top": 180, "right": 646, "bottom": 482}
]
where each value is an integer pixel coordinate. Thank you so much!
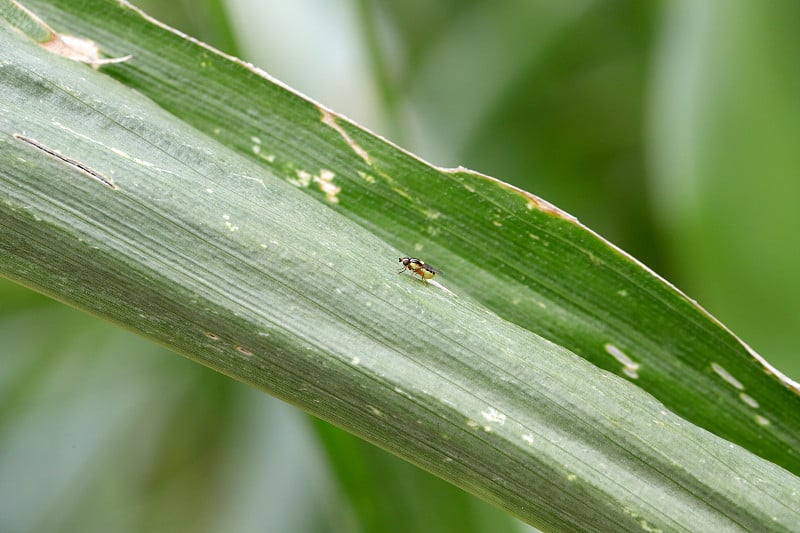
[
  {"left": 24, "top": 0, "right": 800, "bottom": 472},
  {"left": 0, "top": 291, "right": 348, "bottom": 533},
  {"left": 312, "top": 419, "right": 521, "bottom": 533},
  {"left": 2, "top": 1, "right": 799, "bottom": 530}
]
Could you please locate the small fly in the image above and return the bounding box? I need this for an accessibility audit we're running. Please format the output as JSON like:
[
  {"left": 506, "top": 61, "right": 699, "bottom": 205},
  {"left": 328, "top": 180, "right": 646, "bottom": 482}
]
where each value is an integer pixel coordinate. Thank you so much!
[{"left": 398, "top": 256, "right": 438, "bottom": 283}]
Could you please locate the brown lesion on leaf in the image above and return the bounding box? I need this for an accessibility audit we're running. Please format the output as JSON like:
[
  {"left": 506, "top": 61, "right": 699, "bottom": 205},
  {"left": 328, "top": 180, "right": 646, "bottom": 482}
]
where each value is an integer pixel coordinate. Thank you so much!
[
  {"left": 10, "top": 0, "right": 131, "bottom": 68},
  {"left": 14, "top": 134, "right": 117, "bottom": 189},
  {"left": 42, "top": 34, "right": 131, "bottom": 69},
  {"left": 319, "top": 108, "right": 372, "bottom": 166},
  {"left": 234, "top": 345, "right": 253, "bottom": 357},
  {"left": 442, "top": 166, "right": 578, "bottom": 223}
]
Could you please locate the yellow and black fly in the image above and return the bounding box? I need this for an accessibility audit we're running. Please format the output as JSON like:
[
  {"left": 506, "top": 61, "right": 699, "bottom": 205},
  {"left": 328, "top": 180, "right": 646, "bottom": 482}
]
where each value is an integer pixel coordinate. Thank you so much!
[{"left": 398, "top": 256, "right": 438, "bottom": 283}]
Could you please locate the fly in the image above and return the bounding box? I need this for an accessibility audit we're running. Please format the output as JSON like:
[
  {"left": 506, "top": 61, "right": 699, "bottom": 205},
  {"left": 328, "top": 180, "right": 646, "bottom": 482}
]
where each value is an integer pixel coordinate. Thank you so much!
[{"left": 398, "top": 256, "right": 438, "bottom": 283}]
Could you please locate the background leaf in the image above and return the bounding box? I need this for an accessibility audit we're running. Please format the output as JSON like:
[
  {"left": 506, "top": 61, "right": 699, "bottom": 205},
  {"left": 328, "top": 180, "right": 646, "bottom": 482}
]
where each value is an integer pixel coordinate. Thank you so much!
[{"left": 649, "top": 0, "right": 800, "bottom": 380}]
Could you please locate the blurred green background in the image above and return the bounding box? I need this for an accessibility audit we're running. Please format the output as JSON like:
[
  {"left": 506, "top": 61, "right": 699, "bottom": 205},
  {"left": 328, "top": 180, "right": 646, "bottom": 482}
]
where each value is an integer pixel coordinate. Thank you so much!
[{"left": 3, "top": 1, "right": 799, "bottom": 531}]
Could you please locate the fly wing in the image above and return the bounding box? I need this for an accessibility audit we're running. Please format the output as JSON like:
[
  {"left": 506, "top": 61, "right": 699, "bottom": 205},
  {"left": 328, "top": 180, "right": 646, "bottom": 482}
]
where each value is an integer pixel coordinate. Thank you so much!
[
  {"left": 407, "top": 258, "right": 441, "bottom": 275},
  {"left": 420, "top": 262, "right": 440, "bottom": 275}
]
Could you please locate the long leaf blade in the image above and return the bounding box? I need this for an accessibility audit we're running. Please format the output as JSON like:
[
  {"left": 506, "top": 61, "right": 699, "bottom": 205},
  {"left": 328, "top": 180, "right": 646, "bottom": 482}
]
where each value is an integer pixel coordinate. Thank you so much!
[
  {"left": 2, "top": 2, "right": 800, "bottom": 530},
  {"left": 16, "top": 0, "right": 800, "bottom": 474}
]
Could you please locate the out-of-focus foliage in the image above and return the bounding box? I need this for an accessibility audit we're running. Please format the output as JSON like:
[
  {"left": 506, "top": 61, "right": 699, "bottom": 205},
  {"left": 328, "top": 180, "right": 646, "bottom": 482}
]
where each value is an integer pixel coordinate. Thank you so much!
[
  {"left": 0, "top": 281, "right": 350, "bottom": 533},
  {"left": 3, "top": 0, "right": 798, "bottom": 531},
  {"left": 649, "top": 0, "right": 800, "bottom": 380}
]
